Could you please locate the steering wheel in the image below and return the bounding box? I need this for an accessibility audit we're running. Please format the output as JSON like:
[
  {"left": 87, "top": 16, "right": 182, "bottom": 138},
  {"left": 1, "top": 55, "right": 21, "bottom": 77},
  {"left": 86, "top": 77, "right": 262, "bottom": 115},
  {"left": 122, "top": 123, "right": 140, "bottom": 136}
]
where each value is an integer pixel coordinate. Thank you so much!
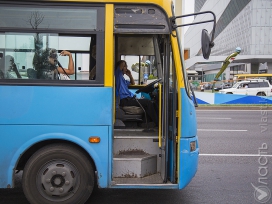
[{"left": 135, "top": 78, "right": 162, "bottom": 94}]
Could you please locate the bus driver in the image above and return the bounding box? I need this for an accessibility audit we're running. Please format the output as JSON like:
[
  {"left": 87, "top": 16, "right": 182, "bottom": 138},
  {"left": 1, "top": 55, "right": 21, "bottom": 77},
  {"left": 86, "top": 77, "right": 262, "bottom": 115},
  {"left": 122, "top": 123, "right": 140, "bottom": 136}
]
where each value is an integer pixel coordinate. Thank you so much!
[{"left": 115, "top": 60, "right": 158, "bottom": 127}]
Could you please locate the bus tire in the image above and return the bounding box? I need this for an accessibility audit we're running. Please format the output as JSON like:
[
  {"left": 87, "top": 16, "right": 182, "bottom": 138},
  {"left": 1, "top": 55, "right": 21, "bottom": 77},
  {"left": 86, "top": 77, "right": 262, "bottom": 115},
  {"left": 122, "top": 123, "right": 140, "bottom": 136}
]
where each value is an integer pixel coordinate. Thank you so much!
[
  {"left": 22, "top": 143, "right": 94, "bottom": 204},
  {"left": 226, "top": 92, "right": 233, "bottom": 94}
]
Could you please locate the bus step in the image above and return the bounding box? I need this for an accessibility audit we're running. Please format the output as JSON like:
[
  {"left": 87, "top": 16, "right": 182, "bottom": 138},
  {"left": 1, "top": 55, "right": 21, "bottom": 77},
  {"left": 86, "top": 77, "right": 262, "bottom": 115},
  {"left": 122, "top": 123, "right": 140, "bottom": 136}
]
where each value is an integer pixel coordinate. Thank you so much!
[
  {"left": 114, "top": 119, "right": 126, "bottom": 129},
  {"left": 113, "top": 154, "right": 157, "bottom": 178}
]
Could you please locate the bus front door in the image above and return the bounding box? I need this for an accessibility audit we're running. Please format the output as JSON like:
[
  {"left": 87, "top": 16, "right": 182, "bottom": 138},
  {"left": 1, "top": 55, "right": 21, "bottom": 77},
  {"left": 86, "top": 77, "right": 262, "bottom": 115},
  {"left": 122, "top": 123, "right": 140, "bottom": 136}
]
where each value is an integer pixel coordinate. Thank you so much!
[{"left": 159, "top": 36, "right": 177, "bottom": 183}]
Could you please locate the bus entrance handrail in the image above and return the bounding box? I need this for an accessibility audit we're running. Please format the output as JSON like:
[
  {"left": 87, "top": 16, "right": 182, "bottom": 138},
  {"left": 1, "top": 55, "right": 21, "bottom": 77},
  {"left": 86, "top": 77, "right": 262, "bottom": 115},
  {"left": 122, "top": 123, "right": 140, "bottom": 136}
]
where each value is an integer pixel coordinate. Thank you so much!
[{"left": 158, "top": 83, "right": 162, "bottom": 148}]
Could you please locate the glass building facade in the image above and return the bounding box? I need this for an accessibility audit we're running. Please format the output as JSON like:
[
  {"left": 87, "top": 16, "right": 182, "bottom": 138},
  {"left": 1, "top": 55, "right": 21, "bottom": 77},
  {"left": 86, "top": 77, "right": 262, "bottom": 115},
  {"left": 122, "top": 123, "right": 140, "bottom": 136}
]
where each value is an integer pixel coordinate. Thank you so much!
[{"left": 185, "top": 0, "right": 272, "bottom": 82}]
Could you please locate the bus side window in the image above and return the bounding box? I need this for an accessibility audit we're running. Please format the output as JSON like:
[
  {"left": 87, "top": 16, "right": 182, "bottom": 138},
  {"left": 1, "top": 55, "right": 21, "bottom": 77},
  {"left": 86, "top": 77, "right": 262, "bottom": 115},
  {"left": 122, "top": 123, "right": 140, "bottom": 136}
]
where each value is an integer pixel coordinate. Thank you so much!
[{"left": 0, "top": 34, "right": 99, "bottom": 81}]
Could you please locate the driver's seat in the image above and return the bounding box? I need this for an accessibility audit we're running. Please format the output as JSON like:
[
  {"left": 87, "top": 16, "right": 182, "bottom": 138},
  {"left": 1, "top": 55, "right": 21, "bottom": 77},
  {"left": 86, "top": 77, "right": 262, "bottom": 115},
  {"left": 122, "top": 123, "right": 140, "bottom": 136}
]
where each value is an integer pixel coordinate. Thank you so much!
[
  {"left": 114, "top": 96, "right": 144, "bottom": 129},
  {"left": 115, "top": 96, "right": 143, "bottom": 122},
  {"left": 114, "top": 78, "right": 161, "bottom": 128}
]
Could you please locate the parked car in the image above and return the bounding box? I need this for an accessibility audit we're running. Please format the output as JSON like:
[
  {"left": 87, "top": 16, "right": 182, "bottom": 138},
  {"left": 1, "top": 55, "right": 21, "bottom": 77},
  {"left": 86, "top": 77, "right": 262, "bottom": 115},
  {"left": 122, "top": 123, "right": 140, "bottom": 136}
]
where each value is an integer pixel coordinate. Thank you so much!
[
  {"left": 223, "top": 83, "right": 232, "bottom": 88},
  {"left": 219, "top": 79, "right": 272, "bottom": 96},
  {"left": 214, "top": 82, "right": 232, "bottom": 91}
]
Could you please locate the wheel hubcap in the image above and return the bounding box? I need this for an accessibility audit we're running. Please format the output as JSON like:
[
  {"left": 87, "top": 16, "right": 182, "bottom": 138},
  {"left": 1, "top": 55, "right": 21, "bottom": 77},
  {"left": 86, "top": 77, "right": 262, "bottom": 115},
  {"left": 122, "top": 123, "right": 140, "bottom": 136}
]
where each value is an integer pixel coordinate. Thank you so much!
[{"left": 38, "top": 160, "right": 79, "bottom": 201}]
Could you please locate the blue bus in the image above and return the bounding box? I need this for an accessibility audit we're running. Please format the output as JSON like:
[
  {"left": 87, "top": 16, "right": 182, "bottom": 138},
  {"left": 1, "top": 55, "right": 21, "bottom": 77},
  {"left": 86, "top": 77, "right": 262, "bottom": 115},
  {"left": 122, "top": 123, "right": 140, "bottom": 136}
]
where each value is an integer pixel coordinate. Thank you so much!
[{"left": 0, "top": 0, "right": 216, "bottom": 203}]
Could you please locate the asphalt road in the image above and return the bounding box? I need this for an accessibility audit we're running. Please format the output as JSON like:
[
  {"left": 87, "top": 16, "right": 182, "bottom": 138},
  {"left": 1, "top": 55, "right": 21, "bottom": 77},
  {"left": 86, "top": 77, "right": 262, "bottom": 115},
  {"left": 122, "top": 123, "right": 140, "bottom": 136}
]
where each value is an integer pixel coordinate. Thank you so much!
[{"left": 0, "top": 109, "right": 271, "bottom": 204}]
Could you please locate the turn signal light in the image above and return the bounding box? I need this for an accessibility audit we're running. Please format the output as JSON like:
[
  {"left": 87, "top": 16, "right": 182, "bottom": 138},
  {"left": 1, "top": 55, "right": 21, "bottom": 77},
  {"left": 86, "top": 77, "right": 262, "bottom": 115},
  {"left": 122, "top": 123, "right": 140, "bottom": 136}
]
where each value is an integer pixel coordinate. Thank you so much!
[
  {"left": 89, "top": 137, "right": 100, "bottom": 143},
  {"left": 190, "top": 141, "right": 196, "bottom": 152}
]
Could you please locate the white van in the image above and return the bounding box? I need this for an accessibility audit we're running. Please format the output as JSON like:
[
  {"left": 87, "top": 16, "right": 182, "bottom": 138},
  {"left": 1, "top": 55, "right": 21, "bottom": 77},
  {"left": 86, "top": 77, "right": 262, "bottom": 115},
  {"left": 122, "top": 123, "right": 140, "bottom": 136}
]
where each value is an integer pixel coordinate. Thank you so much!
[{"left": 219, "top": 79, "right": 272, "bottom": 96}]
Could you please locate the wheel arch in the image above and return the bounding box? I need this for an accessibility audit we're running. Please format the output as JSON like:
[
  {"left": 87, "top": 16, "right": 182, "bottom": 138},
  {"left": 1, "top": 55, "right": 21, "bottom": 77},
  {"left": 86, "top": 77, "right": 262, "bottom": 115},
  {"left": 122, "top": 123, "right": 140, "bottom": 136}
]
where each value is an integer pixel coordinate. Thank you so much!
[
  {"left": 16, "top": 139, "right": 96, "bottom": 171},
  {"left": 21, "top": 141, "right": 97, "bottom": 204},
  {"left": 13, "top": 139, "right": 100, "bottom": 188}
]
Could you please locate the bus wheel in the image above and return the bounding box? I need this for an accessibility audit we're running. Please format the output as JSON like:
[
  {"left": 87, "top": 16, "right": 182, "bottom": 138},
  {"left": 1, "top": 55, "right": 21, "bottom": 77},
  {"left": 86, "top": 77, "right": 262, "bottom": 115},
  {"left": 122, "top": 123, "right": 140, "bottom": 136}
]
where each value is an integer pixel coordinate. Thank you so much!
[
  {"left": 22, "top": 143, "right": 94, "bottom": 204},
  {"left": 226, "top": 92, "right": 233, "bottom": 94}
]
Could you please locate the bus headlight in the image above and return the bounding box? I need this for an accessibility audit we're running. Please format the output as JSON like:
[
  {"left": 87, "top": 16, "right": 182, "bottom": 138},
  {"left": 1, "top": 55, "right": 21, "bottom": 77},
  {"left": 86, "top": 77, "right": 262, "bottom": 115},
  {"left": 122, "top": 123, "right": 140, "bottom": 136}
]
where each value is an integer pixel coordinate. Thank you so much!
[{"left": 190, "top": 141, "right": 196, "bottom": 152}]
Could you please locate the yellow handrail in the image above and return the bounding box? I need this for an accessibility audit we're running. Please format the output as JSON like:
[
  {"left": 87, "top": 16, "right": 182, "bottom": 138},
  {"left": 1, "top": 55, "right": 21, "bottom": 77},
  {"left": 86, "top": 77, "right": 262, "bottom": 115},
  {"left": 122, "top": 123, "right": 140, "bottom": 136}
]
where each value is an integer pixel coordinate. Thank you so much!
[{"left": 158, "top": 83, "right": 162, "bottom": 147}]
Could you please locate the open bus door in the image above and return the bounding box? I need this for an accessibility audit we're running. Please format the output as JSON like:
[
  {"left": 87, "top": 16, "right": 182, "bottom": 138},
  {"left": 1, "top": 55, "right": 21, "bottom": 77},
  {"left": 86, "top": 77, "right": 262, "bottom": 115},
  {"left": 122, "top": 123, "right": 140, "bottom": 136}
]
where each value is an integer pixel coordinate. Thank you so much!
[
  {"left": 155, "top": 35, "right": 177, "bottom": 183},
  {"left": 113, "top": 34, "right": 177, "bottom": 185}
]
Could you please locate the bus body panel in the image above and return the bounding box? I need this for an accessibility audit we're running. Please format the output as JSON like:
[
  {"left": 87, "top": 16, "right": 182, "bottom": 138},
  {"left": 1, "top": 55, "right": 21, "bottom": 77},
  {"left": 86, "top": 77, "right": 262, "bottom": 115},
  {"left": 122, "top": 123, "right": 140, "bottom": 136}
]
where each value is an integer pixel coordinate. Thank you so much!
[
  {"left": 179, "top": 88, "right": 199, "bottom": 189},
  {"left": 180, "top": 88, "right": 197, "bottom": 138},
  {"left": 0, "top": 86, "right": 113, "bottom": 188},
  {"left": 0, "top": 125, "right": 111, "bottom": 188},
  {"left": 179, "top": 136, "right": 199, "bottom": 189},
  {"left": 0, "top": 86, "right": 113, "bottom": 125}
]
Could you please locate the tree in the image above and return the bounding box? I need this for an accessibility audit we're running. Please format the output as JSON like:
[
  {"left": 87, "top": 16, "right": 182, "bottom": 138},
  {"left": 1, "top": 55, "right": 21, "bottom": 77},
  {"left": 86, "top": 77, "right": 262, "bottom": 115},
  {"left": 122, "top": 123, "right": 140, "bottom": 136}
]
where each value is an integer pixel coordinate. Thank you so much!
[{"left": 27, "top": 12, "right": 50, "bottom": 77}]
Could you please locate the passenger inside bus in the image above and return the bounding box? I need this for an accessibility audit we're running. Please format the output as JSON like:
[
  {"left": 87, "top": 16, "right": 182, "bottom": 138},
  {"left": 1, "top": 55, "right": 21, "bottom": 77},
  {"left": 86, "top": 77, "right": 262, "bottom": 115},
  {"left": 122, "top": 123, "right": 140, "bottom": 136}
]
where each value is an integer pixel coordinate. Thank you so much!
[
  {"left": 5, "top": 55, "right": 22, "bottom": 79},
  {"left": 34, "top": 48, "right": 75, "bottom": 80},
  {"left": 115, "top": 60, "right": 158, "bottom": 127},
  {"left": 48, "top": 49, "right": 75, "bottom": 77}
]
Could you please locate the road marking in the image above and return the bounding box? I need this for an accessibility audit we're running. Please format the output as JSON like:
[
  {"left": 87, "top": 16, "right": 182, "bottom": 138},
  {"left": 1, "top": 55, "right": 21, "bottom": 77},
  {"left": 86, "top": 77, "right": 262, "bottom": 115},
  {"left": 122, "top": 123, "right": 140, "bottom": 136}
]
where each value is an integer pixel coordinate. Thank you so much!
[
  {"left": 197, "top": 117, "right": 231, "bottom": 119},
  {"left": 200, "top": 153, "right": 272, "bottom": 157},
  {"left": 198, "top": 129, "right": 247, "bottom": 132}
]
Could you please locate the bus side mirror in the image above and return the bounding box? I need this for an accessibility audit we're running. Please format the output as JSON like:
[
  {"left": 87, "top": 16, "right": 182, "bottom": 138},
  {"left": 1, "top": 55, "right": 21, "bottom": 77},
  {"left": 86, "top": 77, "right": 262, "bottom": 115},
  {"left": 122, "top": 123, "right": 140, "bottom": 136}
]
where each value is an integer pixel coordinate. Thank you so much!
[
  {"left": 201, "top": 29, "right": 214, "bottom": 59},
  {"left": 170, "top": 11, "right": 216, "bottom": 60}
]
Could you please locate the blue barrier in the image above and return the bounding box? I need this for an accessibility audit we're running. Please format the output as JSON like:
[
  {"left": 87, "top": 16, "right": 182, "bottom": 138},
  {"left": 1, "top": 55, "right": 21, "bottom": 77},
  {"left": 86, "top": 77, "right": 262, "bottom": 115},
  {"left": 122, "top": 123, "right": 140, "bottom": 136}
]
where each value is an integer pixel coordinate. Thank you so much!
[{"left": 195, "top": 92, "right": 272, "bottom": 105}]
